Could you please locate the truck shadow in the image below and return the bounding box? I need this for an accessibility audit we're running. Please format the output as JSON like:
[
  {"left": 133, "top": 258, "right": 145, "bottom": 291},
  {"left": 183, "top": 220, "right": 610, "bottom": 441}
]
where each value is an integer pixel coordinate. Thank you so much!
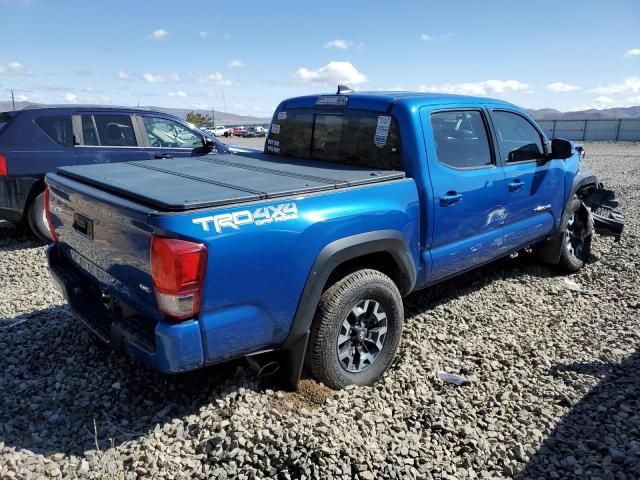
[
  {"left": 0, "top": 221, "right": 44, "bottom": 252},
  {"left": 515, "top": 351, "right": 640, "bottom": 479},
  {"left": 0, "top": 305, "right": 254, "bottom": 456},
  {"left": 404, "top": 253, "right": 560, "bottom": 316}
]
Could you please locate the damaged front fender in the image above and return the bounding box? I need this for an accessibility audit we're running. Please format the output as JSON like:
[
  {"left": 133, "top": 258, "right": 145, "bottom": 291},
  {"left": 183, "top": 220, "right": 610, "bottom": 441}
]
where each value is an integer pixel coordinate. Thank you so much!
[{"left": 580, "top": 185, "right": 624, "bottom": 242}]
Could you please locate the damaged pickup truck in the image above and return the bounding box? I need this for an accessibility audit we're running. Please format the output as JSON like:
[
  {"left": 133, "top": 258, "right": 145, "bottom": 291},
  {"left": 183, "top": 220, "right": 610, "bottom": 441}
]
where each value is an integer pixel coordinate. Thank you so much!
[{"left": 45, "top": 90, "right": 623, "bottom": 389}]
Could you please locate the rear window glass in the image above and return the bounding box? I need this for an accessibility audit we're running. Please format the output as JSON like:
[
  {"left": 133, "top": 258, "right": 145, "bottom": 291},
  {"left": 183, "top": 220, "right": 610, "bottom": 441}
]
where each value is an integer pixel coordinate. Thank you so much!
[
  {"left": 35, "top": 115, "right": 74, "bottom": 147},
  {"left": 267, "top": 108, "right": 402, "bottom": 170},
  {"left": 93, "top": 115, "right": 137, "bottom": 147}
]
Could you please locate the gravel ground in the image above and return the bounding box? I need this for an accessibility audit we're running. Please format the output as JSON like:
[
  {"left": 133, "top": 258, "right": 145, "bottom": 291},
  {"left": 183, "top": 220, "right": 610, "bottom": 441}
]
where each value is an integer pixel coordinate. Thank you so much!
[{"left": 0, "top": 142, "right": 638, "bottom": 479}]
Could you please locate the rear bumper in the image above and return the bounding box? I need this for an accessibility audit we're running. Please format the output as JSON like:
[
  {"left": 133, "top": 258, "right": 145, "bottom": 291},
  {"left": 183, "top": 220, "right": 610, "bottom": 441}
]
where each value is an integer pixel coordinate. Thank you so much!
[{"left": 47, "top": 244, "right": 205, "bottom": 373}]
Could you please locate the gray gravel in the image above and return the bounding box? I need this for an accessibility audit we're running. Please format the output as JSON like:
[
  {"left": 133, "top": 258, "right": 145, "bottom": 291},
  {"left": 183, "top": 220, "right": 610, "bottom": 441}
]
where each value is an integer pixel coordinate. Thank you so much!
[{"left": 1, "top": 141, "right": 639, "bottom": 479}]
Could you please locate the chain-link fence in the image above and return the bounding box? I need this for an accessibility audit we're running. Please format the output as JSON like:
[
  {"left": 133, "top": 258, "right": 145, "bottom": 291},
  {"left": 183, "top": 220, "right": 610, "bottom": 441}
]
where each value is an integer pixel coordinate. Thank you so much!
[{"left": 537, "top": 119, "right": 640, "bottom": 141}]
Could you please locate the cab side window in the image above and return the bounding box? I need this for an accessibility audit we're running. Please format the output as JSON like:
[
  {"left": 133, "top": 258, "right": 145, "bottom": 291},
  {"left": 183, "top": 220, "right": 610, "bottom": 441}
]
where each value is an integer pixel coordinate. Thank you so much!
[
  {"left": 93, "top": 115, "right": 137, "bottom": 147},
  {"left": 142, "top": 116, "right": 204, "bottom": 149},
  {"left": 492, "top": 111, "right": 544, "bottom": 163},
  {"left": 430, "top": 110, "right": 493, "bottom": 169}
]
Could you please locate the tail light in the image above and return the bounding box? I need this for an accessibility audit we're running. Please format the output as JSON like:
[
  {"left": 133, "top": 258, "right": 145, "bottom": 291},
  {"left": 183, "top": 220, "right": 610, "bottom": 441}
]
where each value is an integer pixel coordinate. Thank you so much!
[
  {"left": 44, "top": 187, "right": 59, "bottom": 243},
  {"left": 0, "top": 154, "right": 7, "bottom": 176},
  {"left": 150, "top": 236, "right": 207, "bottom": 320}
]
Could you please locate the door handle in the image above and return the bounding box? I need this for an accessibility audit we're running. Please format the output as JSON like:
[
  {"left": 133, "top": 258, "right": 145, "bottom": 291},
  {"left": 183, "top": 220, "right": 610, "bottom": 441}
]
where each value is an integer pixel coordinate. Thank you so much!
[
  {"left": 439, "top": 191, "right": 463, "bottom": 206},
  {"left": 154, "top": 153, "right": 173, "bottom": 159},
  {"left": 508, "top": 179, "right": 525, "bottom": 192}
]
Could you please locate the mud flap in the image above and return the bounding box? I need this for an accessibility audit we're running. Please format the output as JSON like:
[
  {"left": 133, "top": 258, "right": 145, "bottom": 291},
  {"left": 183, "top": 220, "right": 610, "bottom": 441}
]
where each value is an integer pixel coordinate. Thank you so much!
[{"left": 581, "top": 185, "right": 624, "bottom": 242}]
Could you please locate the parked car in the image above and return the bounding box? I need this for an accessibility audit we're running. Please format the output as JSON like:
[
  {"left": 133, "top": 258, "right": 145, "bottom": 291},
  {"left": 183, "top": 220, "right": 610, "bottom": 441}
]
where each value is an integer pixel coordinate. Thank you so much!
[
  {"left": 45, "top": 91, "right": 623, "bottom": 390},
  {"left": 210, "top": 126, "right": 230, "bottom": 137},
  {"left": 0, "top": 105, "right": 229, "bottom": 241},
  {"left": 242, "top": 126, "right": 266, "bottom": 138},
  {"left": 231, "top": 126, "right": 247, "bottom": 136}
]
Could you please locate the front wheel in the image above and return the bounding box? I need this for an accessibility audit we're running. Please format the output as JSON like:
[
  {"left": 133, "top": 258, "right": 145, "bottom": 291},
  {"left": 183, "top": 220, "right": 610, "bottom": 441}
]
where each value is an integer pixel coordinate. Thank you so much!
[
  {"left": 306, "top": 269, "right": 404, "bottom": 389},
  {"left": 27, "top": 191, "right": 53, "bottom": 243},
  {"left": 556, "top": 197, "right": 592, "bottom": 273}
]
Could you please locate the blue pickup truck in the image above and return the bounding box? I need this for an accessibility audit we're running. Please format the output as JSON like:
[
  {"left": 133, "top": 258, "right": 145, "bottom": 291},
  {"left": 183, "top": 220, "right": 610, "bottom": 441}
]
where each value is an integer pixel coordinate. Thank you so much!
[{"left": 45, "top": 90, "right": 623, "bottom": 389}]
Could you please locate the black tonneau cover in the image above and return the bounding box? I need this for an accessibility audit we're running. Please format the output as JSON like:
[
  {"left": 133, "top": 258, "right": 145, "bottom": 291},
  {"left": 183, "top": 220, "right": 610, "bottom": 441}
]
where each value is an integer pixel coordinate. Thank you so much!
[{"left": 56, "top": 152, "right": 405, "bottom": 211}]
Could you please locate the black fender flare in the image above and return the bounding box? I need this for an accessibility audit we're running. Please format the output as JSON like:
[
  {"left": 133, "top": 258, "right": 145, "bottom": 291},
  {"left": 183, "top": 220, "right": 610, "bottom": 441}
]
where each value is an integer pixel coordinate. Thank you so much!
[
  {"left": 278, "top": 230, "right": 416, "bottom": 389},
  {"left": 536, "top": 172, "right": 598, "bottom": 265}
]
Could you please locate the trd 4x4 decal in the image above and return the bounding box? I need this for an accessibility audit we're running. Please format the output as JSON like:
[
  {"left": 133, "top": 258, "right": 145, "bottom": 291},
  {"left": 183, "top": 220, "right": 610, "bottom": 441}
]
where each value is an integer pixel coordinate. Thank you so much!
[{"left": 192, "top": 203, "right": 299, "bottom": 233}]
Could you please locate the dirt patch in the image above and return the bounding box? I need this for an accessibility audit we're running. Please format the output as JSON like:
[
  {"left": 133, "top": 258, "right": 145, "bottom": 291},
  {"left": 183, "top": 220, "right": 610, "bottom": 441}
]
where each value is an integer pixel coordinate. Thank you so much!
[{"left": 273, "top": 379, "right": 335, "bottom": 412}]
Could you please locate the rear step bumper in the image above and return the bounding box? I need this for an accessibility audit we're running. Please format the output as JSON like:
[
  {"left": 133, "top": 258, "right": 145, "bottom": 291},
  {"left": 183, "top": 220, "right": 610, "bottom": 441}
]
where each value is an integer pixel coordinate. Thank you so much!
[
  {"left": 47, "top": 244, "right": 205, "bottom": 373},
  {"left": 582, "top": 185, "right": 624, "bottom": 242}
]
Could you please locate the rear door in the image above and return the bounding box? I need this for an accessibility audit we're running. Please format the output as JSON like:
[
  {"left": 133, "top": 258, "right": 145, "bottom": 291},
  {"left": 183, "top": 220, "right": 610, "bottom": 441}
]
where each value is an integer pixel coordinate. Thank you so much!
[
  {"left": 74, "top": 112, "right": 150, "bottom": 165},
  {"left": 136, "top": 114, "right": 209, "bottom": 160},
  {"left": 421, "top": 108, "right": 509, "bottom": 281},
  {"left": 488, "top": 109, "right": 564, "bottom": 250}
]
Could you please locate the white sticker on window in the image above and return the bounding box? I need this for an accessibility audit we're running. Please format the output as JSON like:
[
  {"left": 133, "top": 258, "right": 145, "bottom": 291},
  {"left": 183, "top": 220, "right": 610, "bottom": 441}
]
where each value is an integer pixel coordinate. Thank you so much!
[
  {"left": 374, "top": 115, "right": 391, "bottom": 148},
  {"left": 277, "top": 111, "right": 287, "bottom": 120},
  {"left": 271, "top": 123, "right": 280, "bottom": 134}
]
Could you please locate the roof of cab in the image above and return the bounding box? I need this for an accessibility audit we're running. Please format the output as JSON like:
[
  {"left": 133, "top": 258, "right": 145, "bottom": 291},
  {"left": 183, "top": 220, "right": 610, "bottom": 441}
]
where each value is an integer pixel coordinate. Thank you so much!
[{"left": 281, "top": 91, "right": 520, "bottom": 112}]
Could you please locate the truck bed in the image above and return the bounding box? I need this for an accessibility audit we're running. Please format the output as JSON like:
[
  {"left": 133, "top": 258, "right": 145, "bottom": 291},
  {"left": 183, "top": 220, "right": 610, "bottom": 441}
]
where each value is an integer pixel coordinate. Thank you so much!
[{"left": 56, "top": 152, "right": 405, "bottom": 211}]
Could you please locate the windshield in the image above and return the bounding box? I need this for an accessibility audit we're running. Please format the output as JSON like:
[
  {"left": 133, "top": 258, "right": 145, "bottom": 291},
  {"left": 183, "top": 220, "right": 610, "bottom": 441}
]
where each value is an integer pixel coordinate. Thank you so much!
[{"left": 266, "top": 108, "right": 402, "bottom": 170}]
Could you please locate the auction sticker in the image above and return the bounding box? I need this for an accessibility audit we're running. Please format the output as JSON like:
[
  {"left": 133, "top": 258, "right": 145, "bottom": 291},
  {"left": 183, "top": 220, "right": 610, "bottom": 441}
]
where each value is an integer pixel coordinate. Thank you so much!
[
  {"left": 374, "top": 115, "right": 391, "bottom": 147},
  {"left": 271, "top": 123, "right": 280, "bottom": 134},
  {"left": 277, "top": 111, "right": 287, "bottom": 120}
]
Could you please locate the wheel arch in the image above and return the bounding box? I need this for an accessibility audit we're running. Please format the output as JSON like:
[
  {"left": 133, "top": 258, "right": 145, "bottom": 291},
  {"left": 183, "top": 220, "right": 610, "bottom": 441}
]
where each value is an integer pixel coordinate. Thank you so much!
[
  {"left": 23, "top": 179, "right": 46, "bottom": 218},
  {"left": 278, "top": 230, "right": 416, "bottom": 389}
]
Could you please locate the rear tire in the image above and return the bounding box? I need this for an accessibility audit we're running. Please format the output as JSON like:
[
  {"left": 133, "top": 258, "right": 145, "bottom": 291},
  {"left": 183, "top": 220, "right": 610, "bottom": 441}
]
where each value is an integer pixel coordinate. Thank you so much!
[
  {"left": 27, "top": 191, "right": 53, "bottom": 243},
  {"left": 306, "top": 269, "right": 404, "bottom": 389},
  {"left": 556, "top": 197, "right": 591, "bottom": 273}
]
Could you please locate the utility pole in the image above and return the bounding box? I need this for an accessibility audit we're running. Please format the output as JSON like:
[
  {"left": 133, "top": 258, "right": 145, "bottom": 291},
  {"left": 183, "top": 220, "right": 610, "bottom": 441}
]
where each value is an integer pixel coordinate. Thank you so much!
[
  {"left": 11, "top": 89, "right": 16, "bottom": 110},
  {"left": 211, "top": 106, "right": 215, "bottom": 127}
]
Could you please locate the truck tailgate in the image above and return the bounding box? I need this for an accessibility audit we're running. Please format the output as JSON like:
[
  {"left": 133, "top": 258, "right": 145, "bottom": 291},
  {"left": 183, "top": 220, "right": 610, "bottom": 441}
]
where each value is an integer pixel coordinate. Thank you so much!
[
  {"left": 46, "top": 172, "right": 161, "bottom": 347},
  {"left": 55, "top": 152, "right": 405, "bottom": 211}
]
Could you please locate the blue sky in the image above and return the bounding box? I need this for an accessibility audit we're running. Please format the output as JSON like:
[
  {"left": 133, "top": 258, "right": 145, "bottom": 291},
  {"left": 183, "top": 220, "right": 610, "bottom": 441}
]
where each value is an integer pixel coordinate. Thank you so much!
[{"left": 1, "top": 0, "right": 639, "bottom": 116}]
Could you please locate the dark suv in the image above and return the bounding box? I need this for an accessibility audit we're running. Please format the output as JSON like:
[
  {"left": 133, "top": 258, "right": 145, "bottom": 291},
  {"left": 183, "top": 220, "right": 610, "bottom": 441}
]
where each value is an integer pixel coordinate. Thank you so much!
[{"left": 0, "top": 105, "right": 228, "bottom": 241}]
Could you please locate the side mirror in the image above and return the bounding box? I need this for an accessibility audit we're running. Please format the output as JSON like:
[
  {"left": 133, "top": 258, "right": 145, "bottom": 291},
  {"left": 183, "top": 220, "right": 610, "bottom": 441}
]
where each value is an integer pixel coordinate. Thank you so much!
[
  {"left": 550, "top": 138, "right": 573, "bottom": 160},
  {"left": 202, "top": 136, "right": 215, "bottom": 153}
]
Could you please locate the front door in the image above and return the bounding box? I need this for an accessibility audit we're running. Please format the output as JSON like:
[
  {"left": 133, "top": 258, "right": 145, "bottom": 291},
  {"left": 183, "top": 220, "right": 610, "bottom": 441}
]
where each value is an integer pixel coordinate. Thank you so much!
[
  {"left": 137, "top": 114, "right": 209, "bottom": 160},
  {"left": 422, "top": 108, "right": 509, "bottom": 282},
  {"left": 489, "top": 110, "right": 564, "bottom": 251}
]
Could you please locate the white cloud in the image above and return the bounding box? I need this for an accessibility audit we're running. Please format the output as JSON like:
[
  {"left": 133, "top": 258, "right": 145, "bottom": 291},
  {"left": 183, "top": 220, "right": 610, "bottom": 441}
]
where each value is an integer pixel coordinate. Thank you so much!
[
  {"left": 64, "top": 93, "right": 79, "bottom": 103},
  {"left": 590, "top": 77, "right": 640, "bottom": 95},
  {"left": 116, "top": 70, "right": 129, "bottom": 80},
  {"left": 168, "top": 90, "right": 187, "bottom": 98},
  {"left": 324, "top": 39, "right": 353, "bottom": 50},
  {"left": 417, "top": 79, "right": 530, "bottom": 96},
  {"left": 420, "top": 34, "right": 432, "bottom": 41},
  {"left": 592, "top": 96, "right": 615, "bottom": 108},
  {"left": 13, "top": 93, "right": 28, "bottom": 101},
  {"left": 227, "top": 59, "right": 246, "bottom": 69},
  {"left": 142, "top": 72, "right": 181, "bottom": 83},
  {"left": 148, "top": 29, "right": 169, "bottom": 40},
  {"left": 0, "top": 61, "right": 32, "bottom": 75},
  {"left": 624, "top": 48, "right": 640, "bottom": 57},
  {"left": 627, "top": 95, "right": 640, "bottom": 104},
  {"left": 196, "top": 72, "right": 234, "bottom": 86},
  {"left": 546, "top": 82, "right": 581, "bottom": 93},
  {"left": 199, "top": 31, "right": 209, "bottom": 39},
  {"left": 295, "top": 61, "right": 368, "bottom": 86}
]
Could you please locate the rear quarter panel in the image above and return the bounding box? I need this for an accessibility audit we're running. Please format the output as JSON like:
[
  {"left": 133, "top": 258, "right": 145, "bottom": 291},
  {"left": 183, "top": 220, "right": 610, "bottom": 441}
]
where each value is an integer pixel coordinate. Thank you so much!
[{"left": 152, "top": 179, "right": 420, "bottom": 361}]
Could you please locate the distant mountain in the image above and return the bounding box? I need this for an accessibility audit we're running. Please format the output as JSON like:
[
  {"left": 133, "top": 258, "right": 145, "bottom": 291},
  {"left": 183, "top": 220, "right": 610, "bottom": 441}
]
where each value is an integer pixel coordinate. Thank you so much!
[
  {"left": 0, "top": 101, "right": 270, "bottom": 125},
  {"left": 527, "top": 106, "right": 640, "bottom": 120}
]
